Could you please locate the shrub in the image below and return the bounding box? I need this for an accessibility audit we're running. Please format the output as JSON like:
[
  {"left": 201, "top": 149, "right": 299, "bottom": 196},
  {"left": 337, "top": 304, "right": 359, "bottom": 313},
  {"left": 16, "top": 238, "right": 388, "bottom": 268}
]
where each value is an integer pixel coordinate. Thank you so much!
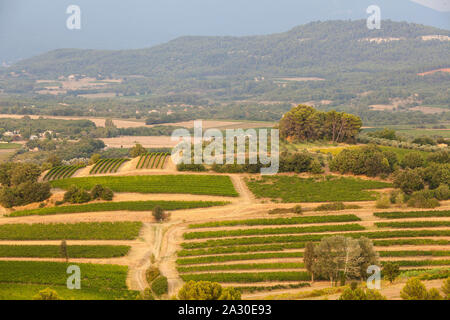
[
  {"left": 293, "top": 205, "right": 303, "bottom": 214},
  {"left": 339, "top": 287, "right": 386, "bottom": 300},
  {"left": 146, "top": 267, "right": 160, "bottom": 283},
  {"left": 434, "top": 184, "right": 450, "bottom": 201},
  {"left": 442, "top": 278, "right": 450, "bottom": 299},
  {"left": 139, "top": 288, "right": 155, "bottom": 300},
  {"left": 0, "top": 181, "right": 51, "bottom": 208},
  {"left": 63, "top": 185, "right": 92, "bottom": 204},
  {"left": 178, "top": 281, "right": 241, "bottom": 300},
  {"left": 129, "top": 144, "right": 147, "bottom": 158},
  {"left": 152, "top": 206, "right": 170, "bottom": 223},
  {"left": 407, "top": 190, "right": 440, "bottom": 209},
  {"left": 151, "top": 276, "right": 168, "bottom": 296},
  {"left": 309, "top": 159, "right": 324, "bottom": 174},
  {"left": 375, "top": 195, "right": 391, "bottom": 209},
  {"left": 400, "top": 278, "right": 443, "bottom": 300},
  {"left": 32, "top": 288, "right": 62, "bottom": 300},
  {"left": 382, "top": 262, "right": 400, "bottom": 283},
  {"left": 315, "top": 202, "right": 346, "bottom": 211}
]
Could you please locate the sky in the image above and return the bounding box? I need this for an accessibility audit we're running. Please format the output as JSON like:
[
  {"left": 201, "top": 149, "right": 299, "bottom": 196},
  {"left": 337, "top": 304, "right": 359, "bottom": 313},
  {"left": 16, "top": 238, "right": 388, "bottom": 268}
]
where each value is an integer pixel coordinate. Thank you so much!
[{"left": 0, "top": 0, "right": 449, "bottom": 63}]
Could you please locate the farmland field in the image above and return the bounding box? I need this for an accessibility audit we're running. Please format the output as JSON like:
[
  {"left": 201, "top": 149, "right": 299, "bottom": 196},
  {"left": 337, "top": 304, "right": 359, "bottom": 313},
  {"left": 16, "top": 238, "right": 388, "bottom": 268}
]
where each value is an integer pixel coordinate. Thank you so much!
[
  {"left": 50, "top": 175, "right": 238, "bottom": 197},
  {"left": 0, "top": 261, "right": 138, "bottom": 300},
  {"left": 0, "top": 245, "right": 130, "bottom": 258},
  {"left": 246, "top": 176, "right": 391, "bottom": 202}
]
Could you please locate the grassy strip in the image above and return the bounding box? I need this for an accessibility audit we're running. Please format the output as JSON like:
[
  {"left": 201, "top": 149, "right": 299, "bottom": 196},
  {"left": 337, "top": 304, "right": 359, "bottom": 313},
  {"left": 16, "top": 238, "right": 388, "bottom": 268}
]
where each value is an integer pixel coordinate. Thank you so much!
[
  {"left": 51, "top": 175, "right": 239, "bottom": 197},
  {"left": 8, "top": 201, "right": 228, "bottom": 217},
  {"left": 189, "top": 215, "right": 361, "bottom": 229},
  {"left": 0, "top": 245, "right": 130, "bottom": 258},
  {"left": 181, "top": 230, "right": 450, "bottom": 249},
  {"left": 0, "top": 222, "right": 142, "bottom": 240},
  {"left": 376, "top": 221, "right": 450, "bottom": 229},
  {"left": 177, "top": 252, "right": 304, "bottom": 265},
  {"left": 180, "top": 272, "right": 311, "bottom": 283},
  {"left": 178, "top": 243, "right": 306, "bottom": 257},
  {"left": 177, "top": 262, "right": 305, "bottom": 273},
  {"left": 184, "top": 224, "right": 365, "bottom": 240},
  {"left": 374, "top": 210, "right": 450, "bottom": 219},
  {"left": 382, "top": 260, "right": 450, "bottom": 267},
  {"left": 379, "top": 251, "right": 450, "bottom": 257}
]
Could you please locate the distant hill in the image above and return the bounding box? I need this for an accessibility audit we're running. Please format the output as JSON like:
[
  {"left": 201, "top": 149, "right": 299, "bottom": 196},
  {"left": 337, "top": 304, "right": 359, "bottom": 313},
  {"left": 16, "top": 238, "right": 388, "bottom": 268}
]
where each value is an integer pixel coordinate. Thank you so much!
[{"left": 8, "top": 20, "right": 450, "bottom": 79}]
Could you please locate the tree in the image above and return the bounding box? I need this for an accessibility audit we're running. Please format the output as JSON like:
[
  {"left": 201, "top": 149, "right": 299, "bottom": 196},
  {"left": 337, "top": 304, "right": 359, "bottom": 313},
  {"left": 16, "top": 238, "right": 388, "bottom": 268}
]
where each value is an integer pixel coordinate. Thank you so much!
[
  {"left": 89, "top": 153, "right": 101, "bottom": 165},
  {"left": 382, "top": 262, "right": 400, "bottom": 283},
  {"left": 401, "top": 153, "right": 425, "bottom": 169},
  {"left": 46, "top": 154, "right": 62, "bottom": 168},
  {"left": 304, "top": 242, "right": 317, "bottom": 282},
  {"left": 152, "top": 206, "right": 170, "bottom": 223},
  {"left": 60, "top": 240, "right": 68, "bottom": 262},
  {"left": 394, "top": 169, "right": 425, "bottom": 195},
  {"left": 313, "top": 236, "right": 363, "bottom": 286},
  {"left": 356, "top": 237, "right": 379, "bottom": 280},
  {"left": 178, "top": 281, "right": 241, "bottom": 300},
  {"left": 426, "top": 288, "right": 443, "bottom": 300},
  {"left": 400, "top": 278, "right": 428, "bottom": 300},
  {"left": 32, "top": 288, "right": 62, "bottom": 300},
  {"left": 130, "top": 143, "right": 147, "bottom": 158}
]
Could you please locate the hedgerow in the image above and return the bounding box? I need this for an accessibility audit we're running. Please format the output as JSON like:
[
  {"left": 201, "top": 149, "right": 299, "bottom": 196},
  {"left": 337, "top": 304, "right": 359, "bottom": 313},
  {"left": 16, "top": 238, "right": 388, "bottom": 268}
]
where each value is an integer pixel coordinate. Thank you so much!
[
  {"left": 177, "top": 252, "right": 303, "bottom": 265},
  {"left": 188, "top": 215, "right": 361, "bottom": 229},
  {"left": 177, "top": 262, "right": 305, "bottom": 273},
  {"left": 8, "top": 200, "right": 228, "bottom": 217},
  {"left": 180, "top": 272, "right": 311, "bottom": 283},
  {"left": 374, "top": 210, "right": 450, "bottom": 219},
  {"left": 184, "top": 224, "right": 365, "bottom": 239},
  {"left": 0, "top": 222, "right": 142, "bottom": 240},
  {"left": 0, "top": 245, "right": 130, "bottom": 258}
]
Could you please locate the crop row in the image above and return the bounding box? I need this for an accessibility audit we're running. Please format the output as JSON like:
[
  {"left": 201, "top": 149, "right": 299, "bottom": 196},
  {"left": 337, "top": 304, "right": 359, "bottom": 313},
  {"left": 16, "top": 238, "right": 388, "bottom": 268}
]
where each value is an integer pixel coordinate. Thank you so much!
[
  {"left": 136, "top": 153, "right": 169, "bottom": 169},
  {"left": 43, "top": 165, "right": 84, "bottom": 181},
  {"left": 374, "top": 210, "right": 450, "bottom": 219},
  {"left": 178, "top": 243, "right": 306, "bottom": 257},
  {"left": 181, "top": 230, "right": 450, "bottom": 249},
  {"left": 0, "top": 222, "right": 142, "bottom": 240},
  {"left": 379, "top": 250, "right": 450, "bottom": 257},
  {"left": 50, "top": 175, "right": 239, "bottom": 197},
  {"left": 177, "top": 252, "right": 304, "bottom": 265},
  {"left": 382, "top": 260, "right": 450, "bottom": 267},
  {"left": 188, "top": 215, "right": 361, "bottom": 229},
  {"left": 0, "top": 245, "right": 130, "bottom": 258},
  {"left": 90, "top": 158, "right": 129, "bottom": 175},
  {"left": 8, "top": 200, "right": 229, "bottom": 217},
  {"left": 375, "top": 221, "right": 450, "bottom": 229},
  {"left": 184, "top": 224, "right": 365, "bottom": 239},
  {"left": 177, "top": 262, "right": 306, "bottom": 273},
  {"left": 180, "top": 272, "right": 311, "bottom": 283}
]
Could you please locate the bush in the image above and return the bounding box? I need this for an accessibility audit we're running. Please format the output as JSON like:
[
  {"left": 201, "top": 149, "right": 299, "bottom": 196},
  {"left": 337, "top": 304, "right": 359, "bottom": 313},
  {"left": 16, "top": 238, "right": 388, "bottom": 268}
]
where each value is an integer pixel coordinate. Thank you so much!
[
  {"left": 339, "top": 287, "right": 386, "bottom": 300},
  {"left": 382, "top": 262, "right": 400, "bottom": 283},
  {"left": 178, "top": 280, "right": 241, "bottom": 300},
  {"left": 314, "top": 202, "right": 345, "bottom": 211},
  {"left": 32, "top": 288, "right": 62, "bottom": 300},
  {"left": 63, "top": 185, "right": 92, "bottom": 204},
  {"left": 0, "top": 181, "right": 51, "bottom": 208},
  {"left": 442, "top": 278, "right": 450, "bottom": 300},
  {"left": 401, "top": 278, "right": 443, "bottom": 300},
  {"left": 433, "top": 184, "right": 450, "bottom": 201},
  {"left": 293, "top": 205, "right": 303, "bottom": 214},
  {"left": 309, "top": 159, "right": 324, "bottom": 174},
  {"left": 375, "top": 195, "right": 391, "bottom": 209},
  {"left": 152, "top": 206, "right": 170, "bottom": 222},
  {"left": 407, "top": 190, "right": 440, "bottom": 209},
  {"left": 151, "top": 276, "right": 168, "bottom": 296}
]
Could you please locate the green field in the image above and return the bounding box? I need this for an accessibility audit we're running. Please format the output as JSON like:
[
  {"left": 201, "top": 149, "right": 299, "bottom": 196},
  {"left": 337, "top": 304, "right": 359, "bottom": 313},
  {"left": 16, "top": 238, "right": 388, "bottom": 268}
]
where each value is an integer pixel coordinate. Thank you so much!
[
  {"left": 0, "top": 245, "right": 130, "bottom": 258},
  {"left": 0, "top": 143, "right": 21, "bottom": 149},
  {"left": 246, "top": 176, "right": 391, "bottom": 202},
  {"left": 9, "top": 200, "right": 229, "bottom": 217},
  {"left": 51, "top": 175, "right": 238, "bottom": 197},
  {"left": 0, "top": 261, "right": 138, "bottom": 300},
  {"left": 0, "top": 222, "right": 142, "bottom": 240},
  {"left": 374, "top": 210, "right": 450, "bottom": 219}
]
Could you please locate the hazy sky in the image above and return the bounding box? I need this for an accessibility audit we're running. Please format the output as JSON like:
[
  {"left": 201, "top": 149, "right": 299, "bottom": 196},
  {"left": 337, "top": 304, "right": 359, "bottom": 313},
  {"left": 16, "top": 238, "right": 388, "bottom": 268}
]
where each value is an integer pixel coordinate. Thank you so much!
[{"left": 0, "top": 0, "right": 449, "bottom": 63}]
